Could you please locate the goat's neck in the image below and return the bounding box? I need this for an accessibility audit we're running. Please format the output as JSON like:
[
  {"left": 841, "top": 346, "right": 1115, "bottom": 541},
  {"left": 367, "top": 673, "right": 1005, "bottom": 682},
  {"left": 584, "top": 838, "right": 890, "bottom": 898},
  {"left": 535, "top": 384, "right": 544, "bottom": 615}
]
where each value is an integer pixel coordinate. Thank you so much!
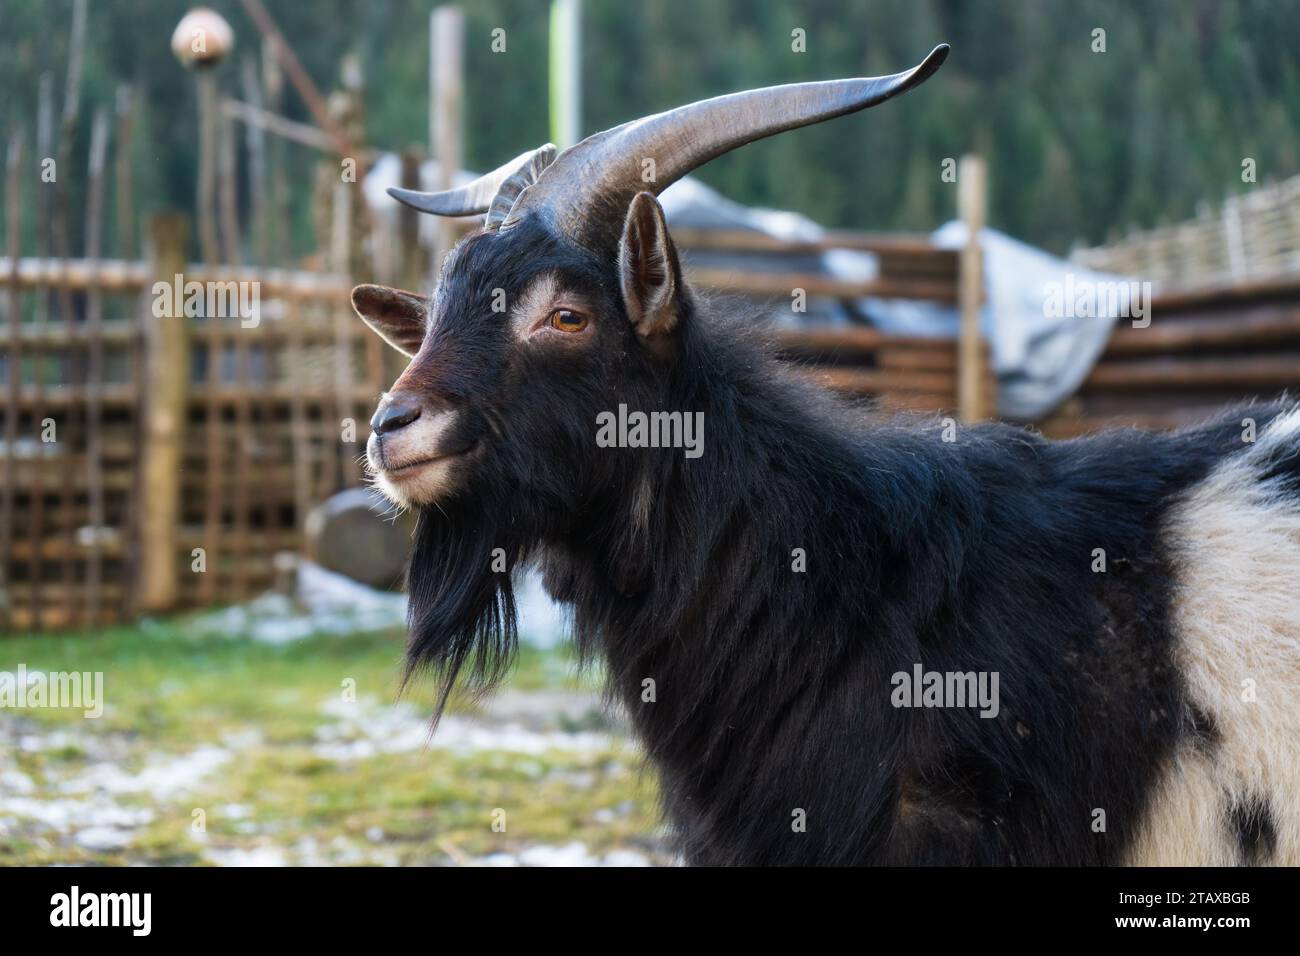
[{"left": 557, "top": 365, "right": 897, "bottom": 745}]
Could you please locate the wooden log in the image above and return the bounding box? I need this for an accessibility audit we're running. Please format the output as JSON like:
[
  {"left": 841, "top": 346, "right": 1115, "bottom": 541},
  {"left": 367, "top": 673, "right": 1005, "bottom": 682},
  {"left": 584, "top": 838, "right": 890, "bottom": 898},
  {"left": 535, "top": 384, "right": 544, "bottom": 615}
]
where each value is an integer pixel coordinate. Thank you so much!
[
  {"left": 239, "top": 59, "right": 269, "bottom": 267},
  {"left": 1105, "top": 306, "right": 1300, "bottom": 355},
  {"left": 196, "top": 69, "right": 220, "bottom": 264},
  {"left": 331, "top": 179, "right": 360, "bottom": 485},
  {"left": 305, "top": 488, "right": 416, "bottom": 589},
  {"left": 1150, "top": 275, "right": 1300, "bottom": 313},
  {"left": 138, "top": 215, "right": 189, "bottom": 612},
  {"left": 771, "top": 326, "right": 942, "bottom": 355},
  {"left": 114, "top": 85, "right": 137, "bottom": 259},
  {"left": 878, "top": 345, "right": 960, "bottom": 372},
  {"left": 199, "top": 301, "right": 225, "bottom": 605},
  {"left": 686, "top": 267, "right": 957, "bottom": 303},
  {"left": 286, "top": 293, "right": 313, "bottom": 546},
  {"left": 798, "top": 366, "right": 957, "bottom": 396},
  {"left": 957, "top": 154, "right": 987, "bottom": 421},
  {"left": 1085, "top": 354, "right": 1300, "bottom": 391},
  {"left": 430, "top": 5, "right": 464, "bottom": 283},
  {"left": 670, "top": 226, "right": 947, "bottom": 257}
]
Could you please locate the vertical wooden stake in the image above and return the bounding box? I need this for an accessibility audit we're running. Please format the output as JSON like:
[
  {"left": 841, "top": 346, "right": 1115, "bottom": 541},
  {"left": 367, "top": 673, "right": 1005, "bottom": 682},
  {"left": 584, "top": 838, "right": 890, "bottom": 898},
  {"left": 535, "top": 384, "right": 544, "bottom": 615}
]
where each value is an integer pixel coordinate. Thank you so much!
[
  {"left": 1, "top": 130, "right": 24, "bottom": 630},
  {"left": 114, "top": 85, "right": 137, "bottom": 260},
  {"left": 83, "top": 109, "right": 110, "bottom": 625},
  {"left": 331, "top": 180, "right": 360, "bottom": 486},
  {"left": 197, "top": 70, "right": 220, "bottom": 264},
  {"left": 430, "top": 5, "right": 464, "bottom": 285},
  {"left": 957, "top": 154, "right": 987, "bottom": 422},
  {"left": 138, "top": 215, "right": 189, "bottom": 613}
]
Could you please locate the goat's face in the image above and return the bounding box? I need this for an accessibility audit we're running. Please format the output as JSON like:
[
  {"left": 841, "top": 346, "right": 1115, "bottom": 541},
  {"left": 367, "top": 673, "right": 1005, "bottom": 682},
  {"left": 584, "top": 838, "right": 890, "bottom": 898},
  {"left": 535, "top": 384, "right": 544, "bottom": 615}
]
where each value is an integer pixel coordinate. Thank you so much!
[{"left": 353, "top": 193, "right": 685, "bottom": 512}]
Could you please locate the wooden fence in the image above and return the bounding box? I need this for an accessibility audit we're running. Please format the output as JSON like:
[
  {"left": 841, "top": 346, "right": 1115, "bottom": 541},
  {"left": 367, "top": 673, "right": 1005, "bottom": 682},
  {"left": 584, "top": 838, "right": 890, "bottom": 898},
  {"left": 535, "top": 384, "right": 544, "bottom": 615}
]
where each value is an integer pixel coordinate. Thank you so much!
[
  {"left": 0, "top": 214, "right": 987, "bottom": 632},
  {"left": 1072, "top": 173, "right": 1300, "bottom": 290},
  {"left": 0, "top": 217, "right": 404, "bottom": 630}
]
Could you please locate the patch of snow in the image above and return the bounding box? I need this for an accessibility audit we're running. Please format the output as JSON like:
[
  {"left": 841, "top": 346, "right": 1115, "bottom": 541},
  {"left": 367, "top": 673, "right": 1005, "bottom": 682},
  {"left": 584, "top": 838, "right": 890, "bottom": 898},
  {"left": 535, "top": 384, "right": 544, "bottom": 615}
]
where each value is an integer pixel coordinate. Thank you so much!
[
  {"left": 62, "top": 745, "right": 231, "bottom": 800},
  {"left": 17, "top": 730, "right": 78, "bottom": 752},
  {"left": 314, "top": 696, "right": 617, "bottom": 761},
  {"left": 193, "top": 560, "right": 407, "bottom": 644},
  {"left": 0, "top": 795, "right": 153, "bottom": 830},
  {"left": 474, "top": 842, "right": 652, "bottom": 867},
  {"left": 204, "top": 845, "right": 289, "bottom": 867},
  {"left": 74, "top": 826, "right": 134, "bottom": 851},
  {"left": 1, "top": 770, "right": 36, "bottom": 793}
]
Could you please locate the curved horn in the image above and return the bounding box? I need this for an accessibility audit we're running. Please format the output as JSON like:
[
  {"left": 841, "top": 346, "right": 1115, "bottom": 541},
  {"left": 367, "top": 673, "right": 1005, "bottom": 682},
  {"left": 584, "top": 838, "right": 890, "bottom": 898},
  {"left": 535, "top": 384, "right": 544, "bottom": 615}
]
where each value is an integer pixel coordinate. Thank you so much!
[
  {"left": 387, "top": 144, "right": 556, "bottom": 219},
  {"left": 504, "top": 44, "right": 949, "bottom": 247}
]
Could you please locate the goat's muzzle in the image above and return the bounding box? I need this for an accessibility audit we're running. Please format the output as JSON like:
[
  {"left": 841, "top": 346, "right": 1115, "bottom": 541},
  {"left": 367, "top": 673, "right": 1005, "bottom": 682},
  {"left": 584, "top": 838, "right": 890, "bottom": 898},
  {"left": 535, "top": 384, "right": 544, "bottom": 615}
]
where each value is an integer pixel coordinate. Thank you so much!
[{"left": 366, "top": 391, "right": 477, "bottom": 507}]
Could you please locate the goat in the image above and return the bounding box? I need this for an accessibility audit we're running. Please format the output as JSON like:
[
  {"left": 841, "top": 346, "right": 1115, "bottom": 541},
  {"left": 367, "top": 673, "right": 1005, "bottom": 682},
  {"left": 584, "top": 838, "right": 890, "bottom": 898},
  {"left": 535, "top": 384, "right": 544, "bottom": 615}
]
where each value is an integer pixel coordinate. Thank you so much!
[{"left": 351, "top": 44, "right": 1300, "bottom": 865}]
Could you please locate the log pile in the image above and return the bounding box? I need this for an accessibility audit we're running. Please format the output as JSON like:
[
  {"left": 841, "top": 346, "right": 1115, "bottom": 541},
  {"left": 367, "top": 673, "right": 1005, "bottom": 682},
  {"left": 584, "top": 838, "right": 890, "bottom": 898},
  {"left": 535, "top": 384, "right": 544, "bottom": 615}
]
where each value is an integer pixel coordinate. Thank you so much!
[{"left": 1040, "top": 277, "right": 1300, "bottom": 438}]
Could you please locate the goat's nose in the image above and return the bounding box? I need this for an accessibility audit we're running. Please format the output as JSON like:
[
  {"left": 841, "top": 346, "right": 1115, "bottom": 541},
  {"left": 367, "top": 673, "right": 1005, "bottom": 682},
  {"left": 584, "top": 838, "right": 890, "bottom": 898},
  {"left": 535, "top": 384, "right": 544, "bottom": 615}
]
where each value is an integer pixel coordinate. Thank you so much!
[{"left": 371, "top": 400, "right": 422, "bottom": 436}]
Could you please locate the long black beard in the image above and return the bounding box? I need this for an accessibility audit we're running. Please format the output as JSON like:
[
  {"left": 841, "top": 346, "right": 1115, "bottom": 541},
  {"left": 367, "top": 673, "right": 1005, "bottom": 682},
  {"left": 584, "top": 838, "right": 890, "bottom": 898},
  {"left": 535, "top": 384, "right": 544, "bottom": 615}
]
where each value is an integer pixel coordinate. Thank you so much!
[{"left": 404, "top": 494, "right": 522, "bottom": 722}]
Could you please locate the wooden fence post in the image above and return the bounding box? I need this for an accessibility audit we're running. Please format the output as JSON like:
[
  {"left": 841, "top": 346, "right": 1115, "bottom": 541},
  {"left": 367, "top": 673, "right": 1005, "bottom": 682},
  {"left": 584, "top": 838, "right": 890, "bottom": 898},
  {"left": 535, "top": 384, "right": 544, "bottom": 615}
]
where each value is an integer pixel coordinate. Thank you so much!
[
  {"left": 957, "top": 154, "right": 988, "bottom": 422},
  {"left": 138, "top": 214, "right": 189, "bottom": 612},
  {"left": 430, "top": 5, "right": 464, "bottom": 285}
]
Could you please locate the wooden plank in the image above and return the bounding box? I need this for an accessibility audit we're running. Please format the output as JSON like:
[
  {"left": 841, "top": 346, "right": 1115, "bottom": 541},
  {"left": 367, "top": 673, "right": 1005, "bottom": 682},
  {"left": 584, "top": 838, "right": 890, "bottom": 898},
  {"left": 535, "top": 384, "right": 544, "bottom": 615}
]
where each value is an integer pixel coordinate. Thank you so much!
[
  {"left": 0, "top": 258, "right": 352, "bottom": 296},
  {"left": 137, "top": 215, "right": 189, "bottom": 612},
  {"left": 5, "top": 382, "right": 381, "bottom": 407}
]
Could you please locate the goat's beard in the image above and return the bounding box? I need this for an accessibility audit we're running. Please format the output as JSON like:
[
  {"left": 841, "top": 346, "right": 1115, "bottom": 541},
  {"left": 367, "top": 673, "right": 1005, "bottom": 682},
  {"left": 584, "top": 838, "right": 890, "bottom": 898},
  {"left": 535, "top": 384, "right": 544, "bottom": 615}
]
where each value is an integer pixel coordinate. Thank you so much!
[{"left": 404, "top": 493, "right": 523, "bottom": 723}]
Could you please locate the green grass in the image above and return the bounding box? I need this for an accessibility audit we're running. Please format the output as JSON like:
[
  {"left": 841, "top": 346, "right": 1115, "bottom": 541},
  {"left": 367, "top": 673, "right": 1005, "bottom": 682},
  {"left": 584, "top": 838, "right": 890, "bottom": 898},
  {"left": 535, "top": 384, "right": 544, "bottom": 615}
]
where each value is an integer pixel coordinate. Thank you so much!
[{"left": 0, "top": 617, "right": 663, "bottom": 866}]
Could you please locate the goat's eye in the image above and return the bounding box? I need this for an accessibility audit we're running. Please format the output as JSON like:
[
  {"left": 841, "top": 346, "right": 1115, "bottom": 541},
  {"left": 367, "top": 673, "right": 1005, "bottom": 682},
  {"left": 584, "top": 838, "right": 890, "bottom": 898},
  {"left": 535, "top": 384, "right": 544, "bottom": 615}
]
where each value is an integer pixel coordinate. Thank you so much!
[{"left": 548, "top": 309, "right": 588, "bottom": 333}]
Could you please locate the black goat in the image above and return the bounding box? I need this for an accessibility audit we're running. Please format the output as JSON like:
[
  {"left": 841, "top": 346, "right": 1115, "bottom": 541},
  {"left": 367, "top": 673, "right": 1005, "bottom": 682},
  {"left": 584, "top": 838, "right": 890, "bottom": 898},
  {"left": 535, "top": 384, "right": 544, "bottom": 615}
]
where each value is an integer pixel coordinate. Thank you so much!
[{"left": 352, "top": 45, "right": 1300, "bottom": 865}]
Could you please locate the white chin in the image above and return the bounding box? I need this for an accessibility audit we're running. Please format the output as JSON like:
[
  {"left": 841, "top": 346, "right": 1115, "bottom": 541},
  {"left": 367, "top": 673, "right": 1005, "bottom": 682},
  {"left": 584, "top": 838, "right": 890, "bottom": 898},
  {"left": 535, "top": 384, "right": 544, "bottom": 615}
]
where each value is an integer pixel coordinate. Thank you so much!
[{"left": 374, "top": 457, "right": 459, "bottom": 508}]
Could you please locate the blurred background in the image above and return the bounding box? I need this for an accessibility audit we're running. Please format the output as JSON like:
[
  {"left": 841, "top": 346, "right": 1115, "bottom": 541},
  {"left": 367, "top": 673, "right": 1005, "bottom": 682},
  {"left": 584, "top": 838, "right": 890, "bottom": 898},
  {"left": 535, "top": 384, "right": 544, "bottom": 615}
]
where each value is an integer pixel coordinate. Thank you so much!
[{"left": 1, "top": 0, "right": 1298, "bottom": 865}]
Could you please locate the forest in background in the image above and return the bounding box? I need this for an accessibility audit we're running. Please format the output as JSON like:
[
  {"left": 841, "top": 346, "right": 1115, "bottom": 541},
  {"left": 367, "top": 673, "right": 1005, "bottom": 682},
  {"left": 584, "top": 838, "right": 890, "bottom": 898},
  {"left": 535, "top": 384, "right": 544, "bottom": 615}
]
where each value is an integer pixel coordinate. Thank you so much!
[{"left": 1, "top": 0, "right": 1297, "bottom": 257}]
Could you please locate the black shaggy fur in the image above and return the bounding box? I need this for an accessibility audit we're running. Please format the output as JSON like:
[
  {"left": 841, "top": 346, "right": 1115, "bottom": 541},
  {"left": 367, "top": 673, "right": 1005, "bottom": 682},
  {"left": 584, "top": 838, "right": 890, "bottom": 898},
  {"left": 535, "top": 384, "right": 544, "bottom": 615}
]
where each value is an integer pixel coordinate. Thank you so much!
[{"left": 396, "top": 216, "right": 1287, "bottom": 865}]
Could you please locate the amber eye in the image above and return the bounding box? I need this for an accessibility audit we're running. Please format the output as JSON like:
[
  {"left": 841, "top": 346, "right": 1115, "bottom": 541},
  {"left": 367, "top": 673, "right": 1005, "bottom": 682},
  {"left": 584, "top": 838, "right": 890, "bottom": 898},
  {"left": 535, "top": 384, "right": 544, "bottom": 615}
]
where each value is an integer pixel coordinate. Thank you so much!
[{"left": 548, "top": 309, "right": 588, "bottom": 333}]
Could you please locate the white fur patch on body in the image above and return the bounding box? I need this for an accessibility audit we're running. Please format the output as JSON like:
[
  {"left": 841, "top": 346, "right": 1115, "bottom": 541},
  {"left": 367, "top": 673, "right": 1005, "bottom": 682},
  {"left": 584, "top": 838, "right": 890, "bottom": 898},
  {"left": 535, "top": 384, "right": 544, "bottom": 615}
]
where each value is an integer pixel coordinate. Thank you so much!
[{"left": 1127, "top": 407, "right": 1300, "bottom": 865}]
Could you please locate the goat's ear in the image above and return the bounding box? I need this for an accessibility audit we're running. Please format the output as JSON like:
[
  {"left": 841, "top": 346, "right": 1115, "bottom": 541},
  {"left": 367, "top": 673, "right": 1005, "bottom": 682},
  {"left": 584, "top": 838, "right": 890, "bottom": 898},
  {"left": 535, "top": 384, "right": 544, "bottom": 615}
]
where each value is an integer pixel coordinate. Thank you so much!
[
  {"left": 618, "top": 191, "right": 683, "bottom": 341},
  {"left": 350, "top": 284, "right": 426, "bottom": 357}
]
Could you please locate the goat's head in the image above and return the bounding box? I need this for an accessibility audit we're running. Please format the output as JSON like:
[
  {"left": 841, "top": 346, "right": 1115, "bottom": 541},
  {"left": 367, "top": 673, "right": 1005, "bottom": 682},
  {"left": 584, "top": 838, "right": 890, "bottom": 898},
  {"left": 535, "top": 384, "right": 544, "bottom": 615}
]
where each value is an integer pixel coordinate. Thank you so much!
[
  {"left": 354, "top": 44, "right": 949, "bottom": 513},
  {"left": 350, "top": 45, "right": 949, "bottom": 710}
]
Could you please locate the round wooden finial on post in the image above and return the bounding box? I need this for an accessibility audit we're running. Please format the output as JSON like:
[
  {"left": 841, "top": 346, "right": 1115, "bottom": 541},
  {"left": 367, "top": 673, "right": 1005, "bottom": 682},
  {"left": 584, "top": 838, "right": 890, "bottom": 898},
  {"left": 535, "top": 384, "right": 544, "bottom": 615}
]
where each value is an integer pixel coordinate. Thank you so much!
[
  {"left": 171, "top": 7, "right": 235, "bottom": 69},
  {"left": 172, "top": 8, "right": 233, "bottom": 264}
]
